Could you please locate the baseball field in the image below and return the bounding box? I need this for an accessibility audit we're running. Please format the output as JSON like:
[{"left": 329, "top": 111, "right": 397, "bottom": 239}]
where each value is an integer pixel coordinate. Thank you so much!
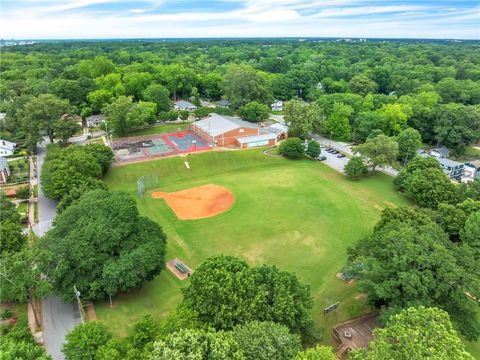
[{"left": 95, "top": 148, "right": 410, "bottom": 344}]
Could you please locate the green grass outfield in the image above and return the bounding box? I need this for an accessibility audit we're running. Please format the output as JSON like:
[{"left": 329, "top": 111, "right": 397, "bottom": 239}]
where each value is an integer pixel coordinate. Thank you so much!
[
  {"left": 95, "top": 148, "right": 480, "bottom": 353},
  {"left": 112, "top": 122, "right": 190, "bottom": 139},
  {"left": 97, "top": 148, "right": 409, "bottom": 341}
]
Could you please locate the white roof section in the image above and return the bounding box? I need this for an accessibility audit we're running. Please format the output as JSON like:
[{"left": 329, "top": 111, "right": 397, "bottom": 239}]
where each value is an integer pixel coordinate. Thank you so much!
[
  {"left": 265, "top": 123, "right": 288, "bottom": 134},
  {"left": 236, "top": 133, "right": 277, "bottom": 144},
  {"left": 194, "top": 114, "right": 259, "bottom": 137},
  {"left": 0, "top": 139, "right": 16, "bottom": 151}
]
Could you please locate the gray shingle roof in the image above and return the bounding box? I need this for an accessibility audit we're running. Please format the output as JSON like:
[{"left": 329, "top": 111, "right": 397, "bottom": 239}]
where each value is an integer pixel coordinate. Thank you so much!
[
  {"left": 438, "top": 157, "right": 463, "bottom": 168},
  {"left": 193, "top": 114, "right": 259, "bottom": 137},
  {"left": 175, "top": 100, "right": 196, "bottom": 108}
]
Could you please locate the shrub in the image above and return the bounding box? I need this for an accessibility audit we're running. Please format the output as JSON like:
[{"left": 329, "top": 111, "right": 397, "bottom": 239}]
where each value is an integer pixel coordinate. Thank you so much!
[
  {"left": 0, "top": 309, "right": 13, "bottom": 320},
  {"left": 305, "top": 140, "right": 321, "bottom": 158},
  {"left": 279, "top": 138, "right": 305, "bottom": 159},
  {"left": 345, "top": 156, "right": 369, "bottom": 179},
  {"left": 15, "top": 187, "right": 30, "bottom": 199}
]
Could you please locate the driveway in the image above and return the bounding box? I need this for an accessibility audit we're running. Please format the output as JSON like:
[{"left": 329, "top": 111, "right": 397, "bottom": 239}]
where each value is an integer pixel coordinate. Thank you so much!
[
  {"left": 318, "top": 145, "right": 349, "bottom": 174},
  {"left": 32, "top": 140, "right": 81, "bottom": 360}
]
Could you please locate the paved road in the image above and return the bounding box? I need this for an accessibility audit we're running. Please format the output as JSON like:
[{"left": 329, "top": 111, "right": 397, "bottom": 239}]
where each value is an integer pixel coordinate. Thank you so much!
[
  {"left": 312, "top": 134, "right": 399, "bottom": 177},
  {"left": 32, "top": 140, "right": 81, "bottom": 360}
]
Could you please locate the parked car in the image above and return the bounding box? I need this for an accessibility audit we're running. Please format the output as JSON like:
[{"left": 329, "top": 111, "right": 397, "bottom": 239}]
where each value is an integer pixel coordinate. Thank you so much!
[
  {"left": 317, "top": 156, "right": 327, "bottom": 161},
  {"left": 337, "top": 154, "right": 345, "bottom": 158},
  {"left": 332, "top": 150, "right": 339, "bottom": 154}
]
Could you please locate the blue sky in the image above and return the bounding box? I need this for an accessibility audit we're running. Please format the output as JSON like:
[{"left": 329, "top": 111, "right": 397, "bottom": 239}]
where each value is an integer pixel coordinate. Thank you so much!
[{"left": 1, "top": 0, "right": 479, "bottom": 39}]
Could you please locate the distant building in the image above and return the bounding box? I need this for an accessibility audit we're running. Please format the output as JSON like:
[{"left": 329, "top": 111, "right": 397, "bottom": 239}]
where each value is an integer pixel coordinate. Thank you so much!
[
  {"left": 429, "top": 146, "right": 450, "bottom": 158},
  {"left": 191, "top": 113, "right": 285, "bottom": 148},
  {"left": 200, "top": 100, "right": 215, "bottom": 108},
  {"left": 174, "top": 100, "right": 197, "bottom": 111},
  {"left": 0, "top": 157, "right": 10, "bottom": 183},
  {"left": 271, "top": 100, "right": 283, "bottom": 111},
  {"left": 0, "top": 139, "right": 16, "bottom": 156},
  {"left": 86, "top": 114, "right": 105, "bottom": 128},
  {"left": 215, "top": 99, "right": 230, "bottom": 108},
  {"left": 437, "top": 158, "right": 464, "bottom": 179}
]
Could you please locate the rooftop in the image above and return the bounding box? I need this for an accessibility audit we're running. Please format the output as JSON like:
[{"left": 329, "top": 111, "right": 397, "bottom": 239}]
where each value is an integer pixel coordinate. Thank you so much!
[
  {"left": 175, "top": 100, "right": 196, "bottom": 108},
  {"left": 236, "top": 133, "right": 277, "bottom": 144},
  {"left": 438, "top": 157, "right": 463, "bottom": 168},
  {"left": 194, "top": 114, "right": 259, "bottom": 137}
]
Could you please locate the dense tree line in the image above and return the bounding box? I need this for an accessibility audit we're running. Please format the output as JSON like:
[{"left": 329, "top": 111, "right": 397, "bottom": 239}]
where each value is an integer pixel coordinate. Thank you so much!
[{"left": 1, "top": 40, "right": 479, "bottom": 151}]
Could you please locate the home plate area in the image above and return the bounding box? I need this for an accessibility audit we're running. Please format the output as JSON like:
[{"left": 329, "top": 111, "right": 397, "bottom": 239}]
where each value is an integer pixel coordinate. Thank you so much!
[{"left": 151, "top": 184, "right": 234, "bottom": 220}]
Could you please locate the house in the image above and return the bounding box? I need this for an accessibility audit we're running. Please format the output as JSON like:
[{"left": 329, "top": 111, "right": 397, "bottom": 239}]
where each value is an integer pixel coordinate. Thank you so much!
[
  {"left": 0, "top": 157, "right": 10, "bottom": 183},
  {"left": 0, "top": 139, "right": 16, "bottom": 156},
  {"left": 429, "top": 146, "right": 450, "bottom": 158},
  {"left": 191, "top": 113, "right": 285, "bottom": 148},
  {"left": 215, "top": 99, "right": 230, "bottom": 108},
  {"left": 437, "top": 158, "right": 464, "bottom": 179},
  {"left": 86, "top": 114, "right": 105, "bottom": 128},
  {"left": 271, "top": 100, "right": 283, "bottom": 111},
  {"left": 463, "top": 160, "right": 480, "bottom": 181},
  {"left": 174, "top": 100, "right": 197, "bottom": 111}
]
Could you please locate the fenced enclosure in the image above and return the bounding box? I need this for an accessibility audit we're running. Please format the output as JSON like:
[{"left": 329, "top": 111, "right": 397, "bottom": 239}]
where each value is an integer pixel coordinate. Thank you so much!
[{"left": 137, "top": 173, "right": 160, "bottom": 199}]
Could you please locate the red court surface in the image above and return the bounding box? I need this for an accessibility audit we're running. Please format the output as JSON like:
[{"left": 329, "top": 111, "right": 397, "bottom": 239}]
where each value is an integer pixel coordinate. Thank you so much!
[{"left": 113, "top": 130, "right": 211, "bottom": 164}]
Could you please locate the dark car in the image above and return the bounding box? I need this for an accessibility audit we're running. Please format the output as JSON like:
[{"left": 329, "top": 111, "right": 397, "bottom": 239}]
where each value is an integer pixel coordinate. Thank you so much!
[
  {"left": 331, "top": 150, "right": 339, "bottom": 154},
  {"left": 317, "top": 156, "right": 327, "bottom": 161},
  {"left": 337, "top": 154, "right": 345, "bottom": 158}
]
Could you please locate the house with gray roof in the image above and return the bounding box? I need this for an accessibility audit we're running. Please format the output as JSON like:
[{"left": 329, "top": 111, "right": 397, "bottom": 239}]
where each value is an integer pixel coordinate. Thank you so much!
[
  {"left": 86, "top": 114, "right": 105, "bottom": 128},
  {"left": 174, "top": 100, "right": 197, "bottom": 111},
  {"left": 437, "top": 157, "right": 464, "bottom": 179},
  {"left": 215, "top": 99, "right": 230, "bottom": 108}
]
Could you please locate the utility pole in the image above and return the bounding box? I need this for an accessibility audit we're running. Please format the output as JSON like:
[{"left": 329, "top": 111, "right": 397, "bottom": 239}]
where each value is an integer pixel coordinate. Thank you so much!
[{"left": 73, "top": 286, "right": 86, "bottom": 323}]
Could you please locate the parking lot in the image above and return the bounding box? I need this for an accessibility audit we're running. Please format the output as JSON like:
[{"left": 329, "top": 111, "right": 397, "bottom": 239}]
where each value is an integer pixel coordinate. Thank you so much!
[{"left": 318, "top": 144, "right": 349, "bottom": 174}]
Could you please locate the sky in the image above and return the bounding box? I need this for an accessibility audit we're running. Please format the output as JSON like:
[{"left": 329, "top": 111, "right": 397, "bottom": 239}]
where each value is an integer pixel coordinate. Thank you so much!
[{"left": 1, "top": 0, "right": 479, "bottom": 40}]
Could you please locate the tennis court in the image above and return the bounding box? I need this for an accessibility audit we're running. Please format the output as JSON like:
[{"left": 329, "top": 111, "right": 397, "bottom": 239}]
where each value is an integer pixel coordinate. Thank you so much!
[{"left": 113, "top": 130, "right": 211, "bottom": 164}]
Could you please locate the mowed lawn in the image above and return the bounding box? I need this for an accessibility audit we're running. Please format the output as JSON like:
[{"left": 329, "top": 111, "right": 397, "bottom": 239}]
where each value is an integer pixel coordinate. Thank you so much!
[{"left": 96, "top": 149, "right": 409, "bottom": 343}]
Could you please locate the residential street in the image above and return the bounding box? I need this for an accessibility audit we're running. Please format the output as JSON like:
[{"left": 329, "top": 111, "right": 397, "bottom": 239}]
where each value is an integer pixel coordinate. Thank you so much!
[{"left": 32, "top": 140, "right": 81, "bottom": 360}]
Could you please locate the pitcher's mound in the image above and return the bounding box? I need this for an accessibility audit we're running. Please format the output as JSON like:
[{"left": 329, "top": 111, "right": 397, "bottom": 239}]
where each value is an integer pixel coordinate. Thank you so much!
[{"left": 152, "top": 184, "right": 234, "bottom": 220}]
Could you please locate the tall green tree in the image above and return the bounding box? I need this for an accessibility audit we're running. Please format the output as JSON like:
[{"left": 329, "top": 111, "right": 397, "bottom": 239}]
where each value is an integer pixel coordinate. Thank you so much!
[
  {"left": 238, "top": 101, "right": 270, "bottom": 123},
  {"left": 349, "top": 75, "right": 378, "bottom": 96},
  {"left": 142, "top": 84, "right": 171, "bottom": 113},
  {"left": 284, "top": 99, "right": 323, "bottom": 137},
  {"left": 223, "top": 64, "right": 273, "bottom": 109},
  {"left": 102, "top": 95, "right": 134, "bottom": 136},
  {"left": 396, "top": 127, "right": 422, "bottom": 163},
  {"left": 345, "top": 156, "right": 369, "bottom": 178},
  {"left": 295, "top": 345, "right": 337, "bottom": 360},
  {"left": 354, "top": 134, "right": 399, "bottom": 171},
  {"left": 350, "top": 307, "right": 474, "bottom": 360},
  {"left": 324, "top": 102, "right": 353, "bottom": 140},
  {"left": 62, "top": 322, "right": 112, "bottom": 360},
  {"left": 38, "top": 190, "right": 167, "bottom": 301}
]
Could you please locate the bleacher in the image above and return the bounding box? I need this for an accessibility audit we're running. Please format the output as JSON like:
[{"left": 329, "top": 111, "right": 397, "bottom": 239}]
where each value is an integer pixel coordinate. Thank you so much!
[{"left": 175, "top": 262, "right": 190, "bottom": 274}]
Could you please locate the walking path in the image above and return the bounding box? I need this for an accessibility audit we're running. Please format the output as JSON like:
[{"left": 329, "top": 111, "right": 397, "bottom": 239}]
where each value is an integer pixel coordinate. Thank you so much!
[{"left": 32, "top": 140, "right": 81, "bottom": 360}]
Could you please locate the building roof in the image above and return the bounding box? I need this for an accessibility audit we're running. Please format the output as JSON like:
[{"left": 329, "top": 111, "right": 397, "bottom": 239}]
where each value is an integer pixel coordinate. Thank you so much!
[
  {"left": 0, "top": 139, "right": 16, "bottom": 150},
  {"left": 438, "top": 157, "right": 463, "bottom": 168},
  {"left": 175, "top": 100, "right": 196, "bottom": 108},
  {"left": 86, "top": 114, "right": 105, "bottom": 122},
  {"left": 236, "top": 133, "right": 277, "bottom": 144},
  {"left": 0, "top": 156, "right": 9, "bottom": 171},
  {"left": 264, "top": 123, "right": 288, "bottom": 135},
  {"left": 465, "top": 160, "right": 480, "bottom": 168},
  {"left": 431, "top": 146, "right": 450, "bottom": 157},
  {"left": 194, "top": 114, "right": 259, "bottom": 137}
]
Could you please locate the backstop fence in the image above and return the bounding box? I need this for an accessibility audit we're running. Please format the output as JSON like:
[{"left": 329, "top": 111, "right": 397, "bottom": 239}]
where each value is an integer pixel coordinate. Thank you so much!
[{"left": 137, "top": 173, "right": 161, "bottom": 199}]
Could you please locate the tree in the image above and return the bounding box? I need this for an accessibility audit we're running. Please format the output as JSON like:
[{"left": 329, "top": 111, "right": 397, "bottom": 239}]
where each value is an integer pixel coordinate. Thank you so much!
[
  {"left": 223, "top": 64, "right": 273, "bottom": 109},
  {"left": 394, "top": 155, "right": 443, "bottom": 191},
  {"left": 0, "top": 246, "right": 51, "bottom": 328},
  {"left": 305, "top": 140, "right": 320, "bottom": 158},
  {"left": 349, "top": 217, "right": 479, "bottom": 340},
  {"left": 279, "top": 138, "right": 305, "bottom": 159},
  {"left": 178, "top": 110, "right": 189, "bottom": 121},
  {"left": 123, "top": 72, "right": 152, "bottom": 100},
  {"left": 355, "top": 134, "right": 399, "bottom": 171},
  {"left": 460, "top": 211, "right": 480, "bottom": 247},
  {"left": 62, "top": 322, "right": 112, "bottom": 360},
  {"left": 232, "top": 321, "right": 301, "bottom": 360},
  {"left": 349, "top": 75, "right": 378, "bottom": 96},
  {"left": 396, "top": 127, "right": 422, "bottom": 163},
  {"left": 53, "top": 114, "right": 81, "bottom": 144},
  {"left": 77, "top": 56, "right": 115, "bottom": 79},
  {"left": 102, "top": 95, "right": 134, "bottom": 136},
  {"left": 0, "top": 221, "right": 27, "bottom": 254},
  {"left": 345, "top": 156, "right": 369, "bottom": 179},
  {"left": 378, "top": 103, "right": 410, "bottom": 135},
  {"left": 324, "top": 102, "right": 353, "bottom": 140},
  {"left": 127, "top": 101, "right": 157, "bottom": 126},
  {"left": 350, "top": 307, "right": 474, "bottom": 360},
  {"left": 182, "top": 255, "right": 315, "bottom": 340},
  {"left": 403, "top": 168, "right": 457, "bottom": 208},
  {"left": 150, "top": 329, "right": 244, "bottom": 360},
  {"left": 295, "top": 345, "right": 337, "bottom": 360},
  {"left": 0, "top": 193, "right": 21, "bottom": 223},
  {"left": 284, "top": 99, "right": 323, "bottom": 137},
  {"left": 18, "top": 93, "right": 70, "bottom": 146},
  {"left": 238, "top": 101, "right": 270, "bottom": 123},
  {"left": 83, "top": 143, "right": 114, "bottom": 174},
  {"left": 38, "top": 190, "right": 167, "bottom": 301},
  {"left": 142, "top": 84, "right": 171, "bottom": 113},
  {"left": 87, "top": 89, "right": 113, "bottom": 114}
]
